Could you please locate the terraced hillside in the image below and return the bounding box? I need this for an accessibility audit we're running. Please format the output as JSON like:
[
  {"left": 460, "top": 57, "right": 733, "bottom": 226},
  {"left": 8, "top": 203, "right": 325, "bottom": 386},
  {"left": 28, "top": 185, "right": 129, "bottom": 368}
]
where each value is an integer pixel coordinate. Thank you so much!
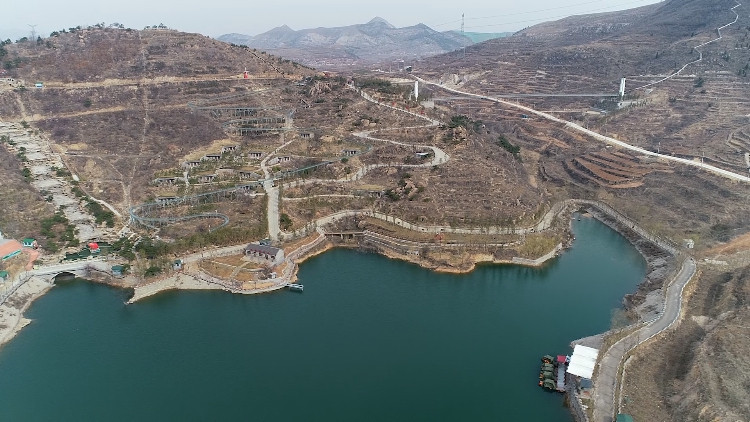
[{"left": 1, "top": 27, "right": 546, "bottom": 255}]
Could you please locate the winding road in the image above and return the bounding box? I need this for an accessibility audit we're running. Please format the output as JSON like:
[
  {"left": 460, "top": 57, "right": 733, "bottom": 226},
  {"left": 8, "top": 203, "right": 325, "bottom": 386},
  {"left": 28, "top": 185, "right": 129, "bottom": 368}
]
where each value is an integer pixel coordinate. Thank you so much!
[
  {"left": 593, "top": 257, "right": 697, "bottom": 422},
  {"left": 415, "top": 76, "right": 750, "bottom": 183}
]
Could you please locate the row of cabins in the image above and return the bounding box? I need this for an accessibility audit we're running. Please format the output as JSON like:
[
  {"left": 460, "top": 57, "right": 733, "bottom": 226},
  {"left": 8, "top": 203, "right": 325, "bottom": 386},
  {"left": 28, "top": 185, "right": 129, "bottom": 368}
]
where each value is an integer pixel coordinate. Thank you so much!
[
  {"left": 181, "top": 145, "right": 242, "bottom": 169},
  {"left": 157, "top": 170, "right": 262, "bottom": 186},
  {"left": 182, "top": 150, "right": 268, "bottom": 169}
]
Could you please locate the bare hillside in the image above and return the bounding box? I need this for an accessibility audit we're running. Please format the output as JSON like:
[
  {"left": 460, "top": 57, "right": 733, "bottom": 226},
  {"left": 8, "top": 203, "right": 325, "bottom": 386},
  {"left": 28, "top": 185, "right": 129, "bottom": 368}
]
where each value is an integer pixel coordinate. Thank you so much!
[{"left": 414, "top": 0, "right": 750, "bottom": 419}]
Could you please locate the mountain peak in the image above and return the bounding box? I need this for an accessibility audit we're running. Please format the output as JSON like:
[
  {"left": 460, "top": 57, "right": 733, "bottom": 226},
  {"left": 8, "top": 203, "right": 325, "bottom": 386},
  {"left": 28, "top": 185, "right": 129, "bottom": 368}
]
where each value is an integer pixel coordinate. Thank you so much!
[
  {"left": 271, "top": 24, "right": 294, "bottom": 32},
  {"left": 366, "top": 17, "right": 395, "bottom": 28}
]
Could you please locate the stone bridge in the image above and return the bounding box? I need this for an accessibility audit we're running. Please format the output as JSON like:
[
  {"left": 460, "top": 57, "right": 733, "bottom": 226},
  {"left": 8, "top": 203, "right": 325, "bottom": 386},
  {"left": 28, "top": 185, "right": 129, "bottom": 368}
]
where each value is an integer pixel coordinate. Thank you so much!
[{"left": 30, "top": 259, "right": 110, "bottom": 283}]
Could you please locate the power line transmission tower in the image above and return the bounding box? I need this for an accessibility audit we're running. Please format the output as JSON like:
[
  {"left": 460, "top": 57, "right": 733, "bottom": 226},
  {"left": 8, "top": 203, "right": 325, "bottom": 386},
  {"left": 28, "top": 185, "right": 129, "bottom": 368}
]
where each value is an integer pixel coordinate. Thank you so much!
[
  {"left": 28, "top": 24, "right": 37, "bottom": 41},
  {"left": 461, "top": 13, "right": 466, "bottom": 58}
]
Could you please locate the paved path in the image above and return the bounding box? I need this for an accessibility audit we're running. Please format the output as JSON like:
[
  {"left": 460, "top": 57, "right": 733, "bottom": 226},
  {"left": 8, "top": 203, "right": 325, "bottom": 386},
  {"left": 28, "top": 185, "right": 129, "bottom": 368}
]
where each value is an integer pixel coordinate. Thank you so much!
[
  {"left": 260, "top": 137, "right": 294, "bottom": 241},
  {"left": 592, "top": 257, "right": 696, "bottom": 422}
]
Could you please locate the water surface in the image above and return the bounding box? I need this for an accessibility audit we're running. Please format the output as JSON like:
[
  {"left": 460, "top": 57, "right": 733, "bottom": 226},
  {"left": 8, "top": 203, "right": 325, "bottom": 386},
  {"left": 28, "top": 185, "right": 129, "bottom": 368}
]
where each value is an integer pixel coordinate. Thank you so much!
[{"left": 0, "top": 216, "right": 645, "bottom": 421}]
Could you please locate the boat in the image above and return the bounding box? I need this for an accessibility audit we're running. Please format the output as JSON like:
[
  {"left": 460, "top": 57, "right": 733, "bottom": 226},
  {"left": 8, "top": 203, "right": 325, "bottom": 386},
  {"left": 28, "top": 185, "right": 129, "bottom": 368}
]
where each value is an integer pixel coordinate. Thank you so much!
[{"left": 538, "top": 354, "right": 568, "bottom": 392}]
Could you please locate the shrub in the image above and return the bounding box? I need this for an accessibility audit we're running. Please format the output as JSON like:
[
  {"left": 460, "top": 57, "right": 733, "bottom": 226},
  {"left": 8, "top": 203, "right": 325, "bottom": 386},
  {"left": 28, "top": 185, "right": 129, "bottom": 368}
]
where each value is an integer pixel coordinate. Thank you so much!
[
  {"left": 279, "top": 213, "right": 293, "bottom": 230},
  {"left": 497, "top": 135, "right": 521, "bottom": 157}
]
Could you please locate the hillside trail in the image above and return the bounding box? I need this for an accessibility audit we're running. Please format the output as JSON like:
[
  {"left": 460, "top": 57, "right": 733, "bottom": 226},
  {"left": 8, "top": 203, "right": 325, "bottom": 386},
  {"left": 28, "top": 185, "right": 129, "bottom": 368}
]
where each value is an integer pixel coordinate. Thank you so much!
[
  {"left": 633, "top": 0, "right": 742, "bottom": 92},
  {"left": 280, "top": 86, "right": 449, "bottom": 194}
]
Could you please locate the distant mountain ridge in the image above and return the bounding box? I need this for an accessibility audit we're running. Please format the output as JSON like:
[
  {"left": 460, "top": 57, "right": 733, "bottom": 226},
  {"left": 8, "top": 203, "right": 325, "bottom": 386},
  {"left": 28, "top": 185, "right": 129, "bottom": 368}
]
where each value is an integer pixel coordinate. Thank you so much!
[{"left": 218, "top": 17, "right": 473, "bottom": 69}]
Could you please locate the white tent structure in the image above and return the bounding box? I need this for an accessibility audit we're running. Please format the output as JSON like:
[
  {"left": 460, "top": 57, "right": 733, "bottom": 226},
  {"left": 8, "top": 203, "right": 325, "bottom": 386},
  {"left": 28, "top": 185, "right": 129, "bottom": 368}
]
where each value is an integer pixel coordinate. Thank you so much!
[{"left": 566, "top": 345, "right": 599, "bottom": 379}]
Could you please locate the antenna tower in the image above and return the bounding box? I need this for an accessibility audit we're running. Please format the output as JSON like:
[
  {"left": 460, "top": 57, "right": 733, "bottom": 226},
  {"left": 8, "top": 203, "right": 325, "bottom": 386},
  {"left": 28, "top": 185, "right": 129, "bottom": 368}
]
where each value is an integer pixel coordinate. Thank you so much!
[{"left": 28, "top": 24, "right": 37, "bottom": 41}]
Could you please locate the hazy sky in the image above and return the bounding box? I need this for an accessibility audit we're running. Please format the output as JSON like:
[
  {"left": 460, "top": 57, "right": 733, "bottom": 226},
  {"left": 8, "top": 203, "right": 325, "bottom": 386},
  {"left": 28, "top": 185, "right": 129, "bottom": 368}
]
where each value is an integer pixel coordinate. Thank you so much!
[{"left": 1, "top": 0, "right": 663, "bottom": 41}]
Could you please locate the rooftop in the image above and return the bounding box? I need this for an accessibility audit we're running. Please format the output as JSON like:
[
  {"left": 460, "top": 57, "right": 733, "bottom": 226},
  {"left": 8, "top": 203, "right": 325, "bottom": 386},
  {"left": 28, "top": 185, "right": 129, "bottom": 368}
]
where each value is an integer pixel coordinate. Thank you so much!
[
  {"left": 567, "top": 345, "right": 599, "bottom": 379},
  {"left": 245, "top": 243, "right": 282, "bottom": 255}
]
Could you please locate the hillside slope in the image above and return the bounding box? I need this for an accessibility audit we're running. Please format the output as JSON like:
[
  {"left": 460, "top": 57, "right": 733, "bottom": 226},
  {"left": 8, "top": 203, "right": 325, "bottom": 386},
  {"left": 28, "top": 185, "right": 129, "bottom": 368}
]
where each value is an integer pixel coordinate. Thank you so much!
[{"left": 416, "top": 0, "right": 750, "bottom": 420}]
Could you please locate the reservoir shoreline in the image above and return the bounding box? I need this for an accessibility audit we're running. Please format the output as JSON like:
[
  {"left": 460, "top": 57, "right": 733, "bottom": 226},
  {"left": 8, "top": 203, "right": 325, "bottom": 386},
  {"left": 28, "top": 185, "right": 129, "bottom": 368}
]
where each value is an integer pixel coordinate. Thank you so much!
[
  {"left": 0, "top": 211, "right": 650, "bottom": 421},
  {"left": 0, "top": 199, "right": 680, "bottom": 353}
]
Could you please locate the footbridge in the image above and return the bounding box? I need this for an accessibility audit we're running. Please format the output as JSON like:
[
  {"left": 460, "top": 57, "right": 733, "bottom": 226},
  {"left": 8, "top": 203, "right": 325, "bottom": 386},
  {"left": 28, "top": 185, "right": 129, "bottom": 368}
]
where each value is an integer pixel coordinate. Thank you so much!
[
  {"left": 433, "top": 93, "right": 619, "bottom": 101},
  {"left": 31, "top": 260, "right": 110, "bottom": 282},
  {"left": 0, "top": 259, "right": 111, "bottom": 307}
]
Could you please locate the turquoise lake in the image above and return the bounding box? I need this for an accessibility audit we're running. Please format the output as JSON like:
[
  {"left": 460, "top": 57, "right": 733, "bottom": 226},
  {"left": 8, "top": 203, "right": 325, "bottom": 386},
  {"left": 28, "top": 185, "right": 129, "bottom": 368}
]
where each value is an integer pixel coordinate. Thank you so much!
[{"left": 0, "top": 216, "right": 646, "bottom": 421}]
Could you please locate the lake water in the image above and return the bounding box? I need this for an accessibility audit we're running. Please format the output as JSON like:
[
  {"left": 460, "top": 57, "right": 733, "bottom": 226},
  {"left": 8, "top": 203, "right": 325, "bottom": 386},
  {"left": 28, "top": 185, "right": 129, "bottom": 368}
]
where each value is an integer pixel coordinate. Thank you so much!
[{"left": 0, "top": 216, "right": 645, "bottom": 421}]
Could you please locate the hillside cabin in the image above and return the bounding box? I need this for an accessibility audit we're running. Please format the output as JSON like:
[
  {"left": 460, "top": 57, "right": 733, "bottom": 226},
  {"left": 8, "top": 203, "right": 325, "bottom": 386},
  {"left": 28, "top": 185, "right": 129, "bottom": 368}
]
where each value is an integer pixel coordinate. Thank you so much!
[
  {"left": 182, "top": 160, "right": 201, "bottom": 169},
  {"left": 269, "top": 156, "right": 292, "bottom": 165},
  {"left": 237, "top": 184, "right": 257, "bottom": 193},
  {"left": 0, "top": 239, "right": 23, "bottom": 261},
  {"left": 221, "top": 145, "right": 239, "bottom": 154},
  {"left": 354, "top": 185, "right": 385, "bottom": 198},
  {"left": 154, "top": 177, "right": 178, "bottom": 186},
  {"left": 247, "top": 151, "right": 264, "bottom": 159},
  {"left": 198, "top": 174, "right": 216, "bottom": 183},
  {"left": 342, "top": 149, "right": 358, "bottom": 157},
  {"left": 173, "top": 259, "right": 183, "bottom": 271},
  {"left": 216, "top": 168, "right": 236, "bottom": 177},
  {"left": 300, "top": 132, "right": 314, "bottom": 139},
  {"left": 238, "top": 170, "right": 261, "bottom": 180},
  {"left": 245, "top": 243, "right": 285, "bottom": 265},
  {"left": 156, "top": 196, "right": 179, "bottom": 204},
  {"left": 22, "top": 238, "right": 38, "bottom": 249},
  {"left": 202, "top": 154, "right": 222, "bottom": 162}
]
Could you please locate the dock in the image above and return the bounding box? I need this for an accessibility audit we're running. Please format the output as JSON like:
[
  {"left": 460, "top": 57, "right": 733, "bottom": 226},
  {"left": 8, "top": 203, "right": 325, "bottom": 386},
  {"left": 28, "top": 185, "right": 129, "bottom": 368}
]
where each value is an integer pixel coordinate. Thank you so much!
[
  {"left": 287, "top": 283, "right": 304, "bottom": 292},
  {"left": 556, "top": 361, "right": 566, "bottom": 391}
]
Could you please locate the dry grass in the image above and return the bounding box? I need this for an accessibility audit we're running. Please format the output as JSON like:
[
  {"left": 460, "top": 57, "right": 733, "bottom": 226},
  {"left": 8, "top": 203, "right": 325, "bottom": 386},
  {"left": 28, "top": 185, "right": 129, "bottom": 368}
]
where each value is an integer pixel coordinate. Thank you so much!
[{"left": 198, "top": 261, "right": 234, "bottom": 279}]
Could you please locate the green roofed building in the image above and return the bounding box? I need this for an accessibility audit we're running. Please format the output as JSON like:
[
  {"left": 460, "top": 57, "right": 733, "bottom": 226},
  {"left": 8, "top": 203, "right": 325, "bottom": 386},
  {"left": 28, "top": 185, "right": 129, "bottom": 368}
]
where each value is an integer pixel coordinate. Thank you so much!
[
  {"left": 616, "top": 414, "right": 634, "bottom": 422},
  {"left": 0, "top": 270, "right": 9, "bottom": 281},
  {"left": 22, "top": 238, "right": 38, "bottom": 249}
]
